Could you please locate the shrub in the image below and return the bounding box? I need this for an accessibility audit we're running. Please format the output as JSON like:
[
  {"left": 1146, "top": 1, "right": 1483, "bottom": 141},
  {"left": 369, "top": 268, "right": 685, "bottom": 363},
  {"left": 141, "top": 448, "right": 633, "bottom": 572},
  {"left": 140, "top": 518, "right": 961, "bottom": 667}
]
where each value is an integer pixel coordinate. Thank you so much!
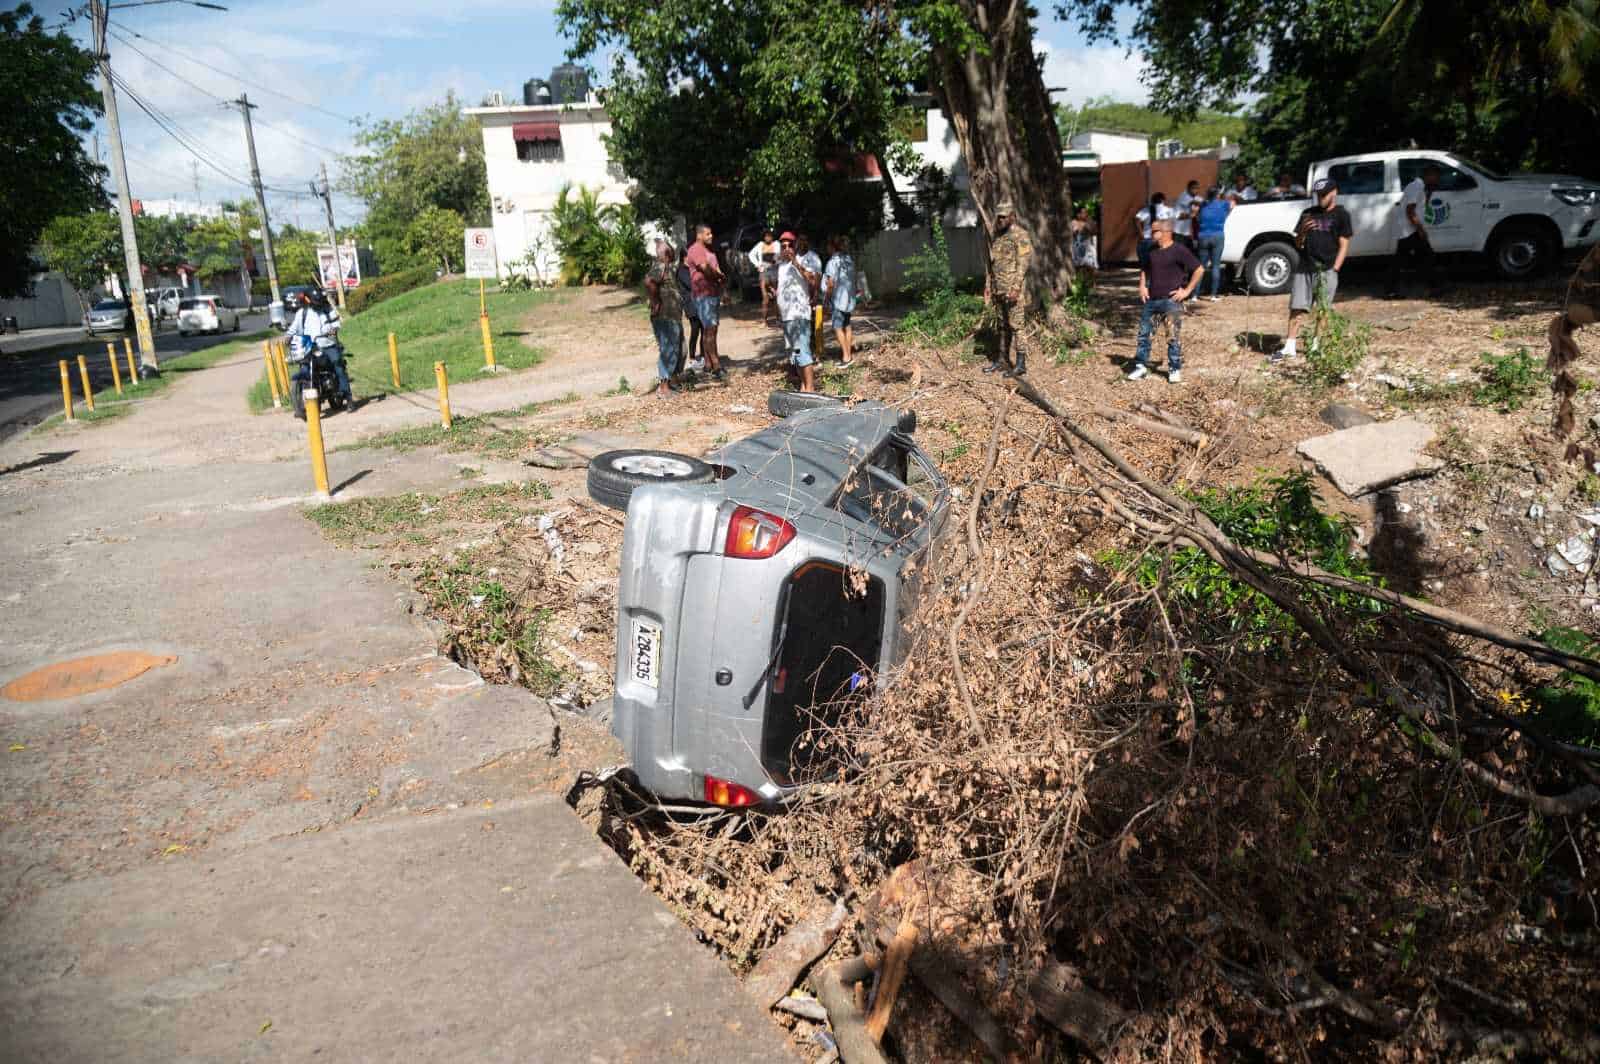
[
  {"left": 1305, "top": 285, "right": 1371, "bottom": 385},
  {"left": 1528, "top": 627, "right": 1600, "bottom": 747},
  {"left": 345, "top": 267, "right": 436, "bottom": 314},
  {"left": 550, "top": 184, "right": 649, "bottom": 286},
  {"left": 897, "top": 220, "right": 986, "bottom": 347},
  {"left": 1472, "top": 346, "right": 1540, "bottom": 410}
]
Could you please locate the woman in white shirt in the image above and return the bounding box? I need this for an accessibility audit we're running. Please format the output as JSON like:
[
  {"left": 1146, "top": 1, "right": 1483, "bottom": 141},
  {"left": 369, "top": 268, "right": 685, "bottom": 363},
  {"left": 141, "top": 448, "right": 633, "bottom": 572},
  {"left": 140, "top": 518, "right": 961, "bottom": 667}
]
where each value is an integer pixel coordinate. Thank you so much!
[{"left": 747, "top": 229, "right": 779, "bottom": 327}]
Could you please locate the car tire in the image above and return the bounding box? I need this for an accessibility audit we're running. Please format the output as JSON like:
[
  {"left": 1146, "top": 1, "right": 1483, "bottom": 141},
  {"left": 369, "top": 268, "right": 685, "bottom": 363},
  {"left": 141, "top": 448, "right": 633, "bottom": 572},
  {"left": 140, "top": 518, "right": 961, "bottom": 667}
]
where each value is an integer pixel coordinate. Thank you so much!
[
  {"left": 1242, "top": 240, "right": 1297, "bottom": 295},
  {"left": 767, "top": 390, "right": 845, "bottom": 418},
  {"left": 586, "top": 449, "right": 716, "bottom": 511},
  {"left": 1489, "top": 224, "right": 1553, "bottom": 280}
]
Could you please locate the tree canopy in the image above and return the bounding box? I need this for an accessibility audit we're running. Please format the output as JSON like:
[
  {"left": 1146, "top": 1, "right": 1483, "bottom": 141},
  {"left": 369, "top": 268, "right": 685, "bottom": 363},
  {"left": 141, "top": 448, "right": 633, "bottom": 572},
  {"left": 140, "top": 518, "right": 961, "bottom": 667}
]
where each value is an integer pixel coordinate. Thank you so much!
[
  {"left": 0, "top": 4, "right": 106, "bottom": 298},
  {"left": 1066, "top": 0, "right": 1600, "bottom": 180},
  {"left": 340, "top": 93, "right": 488, "bottom": 271}
]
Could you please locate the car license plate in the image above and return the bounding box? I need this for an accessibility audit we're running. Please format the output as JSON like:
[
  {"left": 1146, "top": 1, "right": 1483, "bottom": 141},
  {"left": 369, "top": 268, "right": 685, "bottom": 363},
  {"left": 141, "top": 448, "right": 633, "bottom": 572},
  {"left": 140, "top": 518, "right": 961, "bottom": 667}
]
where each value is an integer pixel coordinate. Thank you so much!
[{"left": 630, "top": 619, "right": 661, "bottom": 689}]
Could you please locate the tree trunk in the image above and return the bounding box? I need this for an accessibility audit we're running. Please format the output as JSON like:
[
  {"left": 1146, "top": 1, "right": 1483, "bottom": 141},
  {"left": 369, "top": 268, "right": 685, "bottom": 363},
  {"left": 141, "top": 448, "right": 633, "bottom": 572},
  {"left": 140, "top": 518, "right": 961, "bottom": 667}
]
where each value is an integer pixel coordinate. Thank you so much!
[{"left": 930, "top": 1, "right": 1075, "bottom": 313}]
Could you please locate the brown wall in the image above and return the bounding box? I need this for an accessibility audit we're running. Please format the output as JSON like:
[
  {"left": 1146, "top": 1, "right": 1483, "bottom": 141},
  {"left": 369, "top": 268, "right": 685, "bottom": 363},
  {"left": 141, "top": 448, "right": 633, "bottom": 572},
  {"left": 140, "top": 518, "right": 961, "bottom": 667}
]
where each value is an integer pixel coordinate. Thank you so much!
[{"left": 1098, "top": 158, "right": 1221, "bottom": 264}]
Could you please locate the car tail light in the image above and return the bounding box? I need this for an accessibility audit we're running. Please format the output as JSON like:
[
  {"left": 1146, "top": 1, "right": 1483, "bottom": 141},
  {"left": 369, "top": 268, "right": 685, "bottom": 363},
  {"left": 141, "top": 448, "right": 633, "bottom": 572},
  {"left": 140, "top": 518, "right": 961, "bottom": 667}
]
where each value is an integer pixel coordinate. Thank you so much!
[
  {"left": 725, "top": 506, "right": 796, "bottom": 559},
  {"left": 704, "top": 775, "right": 761, "bottom": 807}
]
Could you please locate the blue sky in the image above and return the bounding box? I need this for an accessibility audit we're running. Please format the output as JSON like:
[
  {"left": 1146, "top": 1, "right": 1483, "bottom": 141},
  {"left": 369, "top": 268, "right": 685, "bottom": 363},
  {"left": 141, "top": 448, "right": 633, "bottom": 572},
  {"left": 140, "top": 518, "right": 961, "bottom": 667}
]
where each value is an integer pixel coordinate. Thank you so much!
[{"left": 35, "top": 0, "right": 1150, "bottom": 225}]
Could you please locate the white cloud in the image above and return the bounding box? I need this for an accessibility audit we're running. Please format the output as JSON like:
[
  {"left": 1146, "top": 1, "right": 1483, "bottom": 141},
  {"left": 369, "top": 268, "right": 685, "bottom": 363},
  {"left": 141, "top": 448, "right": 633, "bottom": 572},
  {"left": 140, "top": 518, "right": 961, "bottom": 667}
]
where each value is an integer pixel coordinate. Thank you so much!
[{"left": 1035, "top": 40, "right": 1150, "bottom": 108}]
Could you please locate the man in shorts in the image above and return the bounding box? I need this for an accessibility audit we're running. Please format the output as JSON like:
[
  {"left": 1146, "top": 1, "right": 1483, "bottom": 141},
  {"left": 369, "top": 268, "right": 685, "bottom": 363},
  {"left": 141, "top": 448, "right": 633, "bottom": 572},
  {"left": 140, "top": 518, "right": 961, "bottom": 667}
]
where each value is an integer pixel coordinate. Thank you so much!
[
  {"left": 1275, "top": 177, "right": 1352, "bottom": 363},
  {"left": 822, "top": 235, "right": 858, "bottom": 365},
  {"left": 684, "top": 223, "right": 728, "bottom": 380},
  {"left": 776, "top": 232, "right": 818, "bottom": 391}
]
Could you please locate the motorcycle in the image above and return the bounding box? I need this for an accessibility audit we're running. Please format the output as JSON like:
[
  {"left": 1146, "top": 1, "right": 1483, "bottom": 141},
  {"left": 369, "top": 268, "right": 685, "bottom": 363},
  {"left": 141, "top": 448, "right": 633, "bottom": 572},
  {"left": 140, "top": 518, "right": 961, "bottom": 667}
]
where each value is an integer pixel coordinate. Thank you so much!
[{"left": 287, "top": 334, "right": 354, "bottom": 420}]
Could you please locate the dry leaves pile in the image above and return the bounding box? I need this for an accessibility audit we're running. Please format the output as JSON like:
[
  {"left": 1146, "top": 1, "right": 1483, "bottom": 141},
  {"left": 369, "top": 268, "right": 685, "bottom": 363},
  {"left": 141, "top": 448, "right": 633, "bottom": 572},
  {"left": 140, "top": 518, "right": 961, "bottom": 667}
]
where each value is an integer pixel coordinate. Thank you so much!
[{"left": 578, "top": 353, "right": 1597, "bottom": 1059}]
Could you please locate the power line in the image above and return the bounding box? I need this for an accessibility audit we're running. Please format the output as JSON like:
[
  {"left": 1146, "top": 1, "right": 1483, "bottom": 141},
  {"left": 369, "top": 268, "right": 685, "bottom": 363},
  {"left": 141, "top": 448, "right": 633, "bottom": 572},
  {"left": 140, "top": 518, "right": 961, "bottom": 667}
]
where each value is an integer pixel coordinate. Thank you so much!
[{"left": 108, "top": 22, "right": 358, "bottom": 124}]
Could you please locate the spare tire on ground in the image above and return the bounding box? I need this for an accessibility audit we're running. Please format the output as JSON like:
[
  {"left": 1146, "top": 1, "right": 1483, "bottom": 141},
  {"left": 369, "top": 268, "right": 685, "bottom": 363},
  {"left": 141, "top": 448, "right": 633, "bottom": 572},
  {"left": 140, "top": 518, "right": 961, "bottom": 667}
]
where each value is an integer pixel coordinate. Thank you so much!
[
  {"left": 586, "top": 449, "right": 716, "bottom": 511},
  {"left": 767, "top": 390, "right": 845, "bottom": 418}
]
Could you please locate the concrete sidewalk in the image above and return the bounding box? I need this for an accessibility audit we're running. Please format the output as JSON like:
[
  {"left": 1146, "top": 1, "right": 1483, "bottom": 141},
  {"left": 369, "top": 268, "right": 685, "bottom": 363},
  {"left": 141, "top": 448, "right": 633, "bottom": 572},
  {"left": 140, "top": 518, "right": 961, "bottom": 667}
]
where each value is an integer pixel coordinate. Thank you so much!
[
  {"left": 0, "top": 796, "right": 789, "bottom": 1062},
  {"left": 0, "top": 309, "right": 797, "bottom": 1059}
]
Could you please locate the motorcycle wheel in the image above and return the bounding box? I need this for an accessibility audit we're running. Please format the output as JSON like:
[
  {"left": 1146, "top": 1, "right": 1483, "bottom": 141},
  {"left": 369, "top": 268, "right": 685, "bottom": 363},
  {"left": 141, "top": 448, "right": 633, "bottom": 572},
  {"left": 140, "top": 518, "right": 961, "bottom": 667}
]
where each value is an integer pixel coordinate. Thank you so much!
[{"left": 291, "top": 379, "right": 307, "bottom": 420}]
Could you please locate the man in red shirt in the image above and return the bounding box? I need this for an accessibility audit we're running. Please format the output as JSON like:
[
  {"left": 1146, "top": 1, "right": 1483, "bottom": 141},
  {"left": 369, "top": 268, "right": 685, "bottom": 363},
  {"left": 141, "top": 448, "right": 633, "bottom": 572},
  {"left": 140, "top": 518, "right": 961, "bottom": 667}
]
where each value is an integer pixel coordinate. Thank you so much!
[{"left": 683, "top": 224, "right": 728, "bottom": 380}]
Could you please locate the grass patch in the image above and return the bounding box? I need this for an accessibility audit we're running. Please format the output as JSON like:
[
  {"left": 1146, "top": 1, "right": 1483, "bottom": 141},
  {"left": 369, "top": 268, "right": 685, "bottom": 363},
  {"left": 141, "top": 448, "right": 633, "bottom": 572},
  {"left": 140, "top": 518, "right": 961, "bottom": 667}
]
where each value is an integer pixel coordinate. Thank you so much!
[
  {"left": 46, "top": 331, "right": 273, "bottom": 429},
  {"left": 305, "top": 480, "right": 552, "bottom": 543},
  {"left": 339, "top": 279, "right": 554, "bottom": 396},
  {"left": 332, "top": 412, "right": 551, "bottom": 457},
  {"left": 414, "top": 554, "right": 564, "bottom": 695},
  {"left": 820, "top": 362, "right": 861, "bottom": 397},
  {"left": 1472, "top": 347, "right": 1540, "bottom": 411},
  {"left": 1303, "top": 299, "right": 1371, "bottom": 387}
]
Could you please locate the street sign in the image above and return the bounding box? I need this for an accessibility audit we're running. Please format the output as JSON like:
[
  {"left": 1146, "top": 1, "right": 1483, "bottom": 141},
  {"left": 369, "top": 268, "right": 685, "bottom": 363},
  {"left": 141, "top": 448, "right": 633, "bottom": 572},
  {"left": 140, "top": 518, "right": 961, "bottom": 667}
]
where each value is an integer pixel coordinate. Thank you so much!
[
  {"left": 464, "top": 228, "right": 497, "bottom": 279},
  {"left": 317, "top": 243, "right": 361, "bottom": 289}
]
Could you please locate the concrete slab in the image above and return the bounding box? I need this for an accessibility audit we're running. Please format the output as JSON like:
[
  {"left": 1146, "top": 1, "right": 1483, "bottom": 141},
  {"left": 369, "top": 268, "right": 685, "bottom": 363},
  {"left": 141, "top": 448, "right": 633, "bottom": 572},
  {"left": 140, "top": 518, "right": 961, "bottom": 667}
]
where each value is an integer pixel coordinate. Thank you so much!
[
  {"left": 526, "top": 431, "right": 636, "bottom": 470},
  {"left": 0, "top": 795, "right": 794, "bottom": 1063},
  {"left": 1296, "top": 417, "right": 1442, "bottom": 497}
]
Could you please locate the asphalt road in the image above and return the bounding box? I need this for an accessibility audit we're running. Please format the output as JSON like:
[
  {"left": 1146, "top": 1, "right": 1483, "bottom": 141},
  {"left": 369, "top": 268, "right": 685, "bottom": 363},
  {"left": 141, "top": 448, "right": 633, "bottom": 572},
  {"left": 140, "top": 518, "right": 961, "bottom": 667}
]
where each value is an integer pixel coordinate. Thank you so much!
[{"left": 0, "top": 312, "right": 270, "bottom": 441}]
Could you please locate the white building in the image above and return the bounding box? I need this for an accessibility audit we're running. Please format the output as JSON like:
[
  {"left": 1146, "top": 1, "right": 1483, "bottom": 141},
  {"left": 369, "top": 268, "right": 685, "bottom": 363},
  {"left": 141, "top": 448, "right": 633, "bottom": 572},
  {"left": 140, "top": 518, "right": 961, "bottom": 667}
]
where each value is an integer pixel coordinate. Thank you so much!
[
  {"left": 1066, "top": 129, "right": 1151, "bottom": 166},
  {"left": 464, "top": 99, "right": 639, "bottom": 282},
  {"left": 133, "top": 198, "right": 226, "bottom": 221}
]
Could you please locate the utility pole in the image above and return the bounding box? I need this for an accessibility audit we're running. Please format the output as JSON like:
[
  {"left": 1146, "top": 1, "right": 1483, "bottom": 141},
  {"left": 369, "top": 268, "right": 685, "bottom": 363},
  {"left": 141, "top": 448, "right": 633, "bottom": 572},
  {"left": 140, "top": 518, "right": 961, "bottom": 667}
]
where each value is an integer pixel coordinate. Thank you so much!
[
  {"left": 311, "top": 163, "right": 347, "bottom": 311},
  {"left": 191, "top": 160, "right": 202, "bottom": 205},
  {"left": 233, "top": 94, "right": 280, "bottom": 316},
  {"left": 89, "top": 0, "right": 157, "bottom": 372}
]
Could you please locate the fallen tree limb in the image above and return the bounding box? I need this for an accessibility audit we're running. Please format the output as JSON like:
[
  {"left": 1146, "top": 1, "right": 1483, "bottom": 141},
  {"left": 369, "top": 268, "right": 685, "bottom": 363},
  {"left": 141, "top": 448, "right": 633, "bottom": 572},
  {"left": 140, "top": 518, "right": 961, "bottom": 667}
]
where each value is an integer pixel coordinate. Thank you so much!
[
  {"left": 815, "top": 955, "right": 889, "bottom": 1064},
  {"left": 744, "top": 898, "right": 849, "bottom": 1009},
  {"left": 1028, "top": 960, "right": 1133, "bottom": 1054},
  {"left": 1132, "top": 400, "right": 1198, "bottom": 433},
  {"left": 868, "top": 925, "right": 1024, "bottom": 1062},
  {"left": 864, "top": 911, "right": 918, "bottom": 1043},
  {"left": 1090, "top": 403, "right": 1208, "bottom": 447},
  {"left": 773, "top": 995, "right": 830, "bottom": 1023}
]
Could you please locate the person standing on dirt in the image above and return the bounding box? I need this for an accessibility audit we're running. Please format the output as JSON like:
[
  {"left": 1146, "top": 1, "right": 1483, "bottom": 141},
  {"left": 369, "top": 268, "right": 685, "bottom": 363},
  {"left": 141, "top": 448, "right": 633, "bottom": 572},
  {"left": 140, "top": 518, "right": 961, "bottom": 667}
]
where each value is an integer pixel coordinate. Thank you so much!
[
  {"left": 985, "top": 201, "right": 1031, "bottom": 377},
  {"left": 645, "top": 241, "right": 684, "bottom": 399},
  {"left": 1386, "top": 163, "right": 1440, "bottom": 299},
  {"left": 1133, "top": 192, "right": 1171, "bottom": 273},
  {"left": 1126, "top": 219, "right": 1202, "bottom": 384},
  {"left": 675, "top": 247, "right": 702, "bottom": 375},
  {"left": 1174, "top": 179, "right": 1202, "bottom": 252},
  {"left": 748, "top": 229, "right": 780, "bottom": 327},
  {"left": 1275, "top": 177, "right": 1352, "bottom": 364},
  {"left": 1196, "top": 186, "right": 1231, "bottom": 301},
  {"left": 822, "top": 235, "right": 858, "bottom": 366},
  {"left": 685, "top": 224, "right": 728, "bottom": 380},
  {"left": 776, "top": 232, "right": 817, "bottom": 392}
]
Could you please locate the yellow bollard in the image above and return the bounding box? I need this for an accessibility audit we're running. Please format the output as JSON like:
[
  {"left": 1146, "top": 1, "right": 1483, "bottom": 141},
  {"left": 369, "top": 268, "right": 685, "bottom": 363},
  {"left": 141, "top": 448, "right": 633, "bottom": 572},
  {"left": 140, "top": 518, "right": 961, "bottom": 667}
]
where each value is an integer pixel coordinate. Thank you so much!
[
  {"left": 479, "top": 312, "right": 496, "bottom": 370},
  {"left": 263, "top": 343, "right": 282, "bottom": 409},
  {"left": 106, "top": 342, "right": 123, "bottom": 396},
  {"left": 274, "top": 341, "right": 292, "bottom": 398},
  {"left": 812, "top": 304, "right": 823, "bottom": 359},
  {"left": 387, "top": 332, "right": 400, "bottom": 388},
  {"left": 435, "top": 361, "right": 452, "bottom": 429},
  {"left": 59, "top": 361, "right": 74, "bottom": 421},
  {"left": 303, "top": 388, "right": 331, "bottom": 498},
  {"left": 76, "top": 355, "right": 95, "bottom": 412},
  {"left": 123, "top": 337, "right": 137, "bottom": 385}
]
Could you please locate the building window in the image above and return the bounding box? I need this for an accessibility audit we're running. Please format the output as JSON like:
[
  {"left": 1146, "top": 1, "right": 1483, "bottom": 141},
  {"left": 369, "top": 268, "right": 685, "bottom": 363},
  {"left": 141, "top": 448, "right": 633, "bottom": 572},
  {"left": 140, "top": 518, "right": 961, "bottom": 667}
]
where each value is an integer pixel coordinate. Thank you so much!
[{"left": 518, "top": 139, "right": 563, "bottom": 162}]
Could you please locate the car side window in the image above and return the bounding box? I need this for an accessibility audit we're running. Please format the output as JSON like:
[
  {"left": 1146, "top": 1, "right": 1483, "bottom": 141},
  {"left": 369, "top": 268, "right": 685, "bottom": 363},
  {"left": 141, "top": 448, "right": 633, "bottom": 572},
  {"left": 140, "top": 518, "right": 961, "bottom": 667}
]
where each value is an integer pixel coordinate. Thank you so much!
[
  {"left": 1398, "top": 158, "right": 1478, "bottom": 192},
  {"left": 1326, "top": 161, "right": 1385, "bottom": 195}
]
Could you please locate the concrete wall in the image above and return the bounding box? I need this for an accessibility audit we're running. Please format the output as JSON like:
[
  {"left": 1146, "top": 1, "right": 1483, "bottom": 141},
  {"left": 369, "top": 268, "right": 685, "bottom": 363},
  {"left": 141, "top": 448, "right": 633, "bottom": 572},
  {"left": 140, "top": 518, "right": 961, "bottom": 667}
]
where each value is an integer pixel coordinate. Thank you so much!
[
  {"left": 0, "top": 272, "right": 87, "bottom": 329},
  {"left": 859, "top": 224, "right": 986, "bottom": 298}
]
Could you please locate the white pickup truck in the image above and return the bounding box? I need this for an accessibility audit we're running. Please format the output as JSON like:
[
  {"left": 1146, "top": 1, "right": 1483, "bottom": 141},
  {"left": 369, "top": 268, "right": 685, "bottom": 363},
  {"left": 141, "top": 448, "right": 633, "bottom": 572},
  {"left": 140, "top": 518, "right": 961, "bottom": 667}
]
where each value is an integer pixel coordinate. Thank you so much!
[{"left": 1222, "top": 149, "right": 1600, "bottom": 294}]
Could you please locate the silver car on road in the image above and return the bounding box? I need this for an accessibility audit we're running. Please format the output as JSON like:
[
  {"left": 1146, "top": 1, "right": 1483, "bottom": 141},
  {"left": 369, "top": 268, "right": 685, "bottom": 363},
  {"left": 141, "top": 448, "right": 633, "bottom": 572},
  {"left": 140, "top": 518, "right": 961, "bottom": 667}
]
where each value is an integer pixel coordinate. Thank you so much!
[{"left": 588, "top": 394, "right": 949, "bottom": 807}]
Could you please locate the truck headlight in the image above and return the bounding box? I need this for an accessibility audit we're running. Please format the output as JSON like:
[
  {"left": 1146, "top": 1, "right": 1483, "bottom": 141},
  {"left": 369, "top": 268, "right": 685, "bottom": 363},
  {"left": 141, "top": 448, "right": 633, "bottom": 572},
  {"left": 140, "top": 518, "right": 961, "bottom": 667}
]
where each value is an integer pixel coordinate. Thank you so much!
[{"left": 1555, "top": 188, "right": 1600, "bottom": 207}]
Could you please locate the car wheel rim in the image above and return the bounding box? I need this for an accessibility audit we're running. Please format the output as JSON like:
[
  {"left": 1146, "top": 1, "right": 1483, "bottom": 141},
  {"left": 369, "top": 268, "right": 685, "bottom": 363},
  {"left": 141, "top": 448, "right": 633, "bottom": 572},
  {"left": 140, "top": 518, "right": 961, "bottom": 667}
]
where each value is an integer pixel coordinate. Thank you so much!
[
  {"left": 612, "top": 454, "right": 695, "bottom": 478},
  {"left": 1499, "top": 239, "right": 1538, "bottom": 274},
  {"left": 1256, "top": 254, "right": 1291, "bottom": 289}
]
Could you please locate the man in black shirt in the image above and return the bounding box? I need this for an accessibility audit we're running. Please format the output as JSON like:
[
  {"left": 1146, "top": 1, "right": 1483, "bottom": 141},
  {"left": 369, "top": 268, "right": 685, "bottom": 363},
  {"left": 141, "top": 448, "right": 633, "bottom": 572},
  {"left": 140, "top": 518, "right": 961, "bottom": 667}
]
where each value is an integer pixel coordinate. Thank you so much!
[
  {"left": 1277, "top": 177, "right": 1352, "bottom": 362},
  {"left": 1127, "top": 219, "right": 1203, "bottom": 383}
]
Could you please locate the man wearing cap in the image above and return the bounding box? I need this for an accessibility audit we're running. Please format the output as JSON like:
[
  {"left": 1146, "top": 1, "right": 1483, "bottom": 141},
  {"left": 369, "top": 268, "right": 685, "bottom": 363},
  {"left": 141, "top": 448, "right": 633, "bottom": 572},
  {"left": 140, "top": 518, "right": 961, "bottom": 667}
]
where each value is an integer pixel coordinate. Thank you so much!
[
  {"left": 985, "top": 201, "right": 1032, "bottom": 376},
  {"left": 776, "top": 232, "right": 819, "bottom": 392},
  {"left": 1276, "top": 176, "right": 1352, "bottom": 363}
]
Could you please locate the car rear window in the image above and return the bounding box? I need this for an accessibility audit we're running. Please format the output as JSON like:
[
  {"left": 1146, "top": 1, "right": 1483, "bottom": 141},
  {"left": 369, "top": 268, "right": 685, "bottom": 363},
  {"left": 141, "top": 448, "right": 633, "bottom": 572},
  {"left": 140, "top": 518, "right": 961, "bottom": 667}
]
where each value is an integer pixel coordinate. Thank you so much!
[
  {"left": 91, "top": 301, "right": 126, "bottom": 311},
  {"left": 178, "top": 299, "right": 208, "bottom": 310},
  {"left": 761, "top": 562, "right": 885, "bottom": 784},
  {"left": 832, "top": 441, "right": 933, "bottom": 541}
]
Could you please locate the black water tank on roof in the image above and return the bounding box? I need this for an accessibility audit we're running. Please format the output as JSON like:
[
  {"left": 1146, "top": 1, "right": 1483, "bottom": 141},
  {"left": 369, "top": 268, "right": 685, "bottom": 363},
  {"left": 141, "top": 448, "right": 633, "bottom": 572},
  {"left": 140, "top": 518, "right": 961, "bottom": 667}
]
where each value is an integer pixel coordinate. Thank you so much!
[
  {"left": 549, "top": 63, "right": 589, "bottom": 104},
  {"left": 523, "top": 79, "right": 551, "bottom": 106}
]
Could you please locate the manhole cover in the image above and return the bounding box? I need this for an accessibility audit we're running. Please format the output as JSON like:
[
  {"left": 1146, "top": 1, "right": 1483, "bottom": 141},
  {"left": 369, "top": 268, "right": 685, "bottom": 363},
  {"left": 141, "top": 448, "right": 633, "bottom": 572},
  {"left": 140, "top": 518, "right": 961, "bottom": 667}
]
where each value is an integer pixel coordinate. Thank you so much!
[{"left": 2, "top": 651, "right": 177, "bottom": 702}]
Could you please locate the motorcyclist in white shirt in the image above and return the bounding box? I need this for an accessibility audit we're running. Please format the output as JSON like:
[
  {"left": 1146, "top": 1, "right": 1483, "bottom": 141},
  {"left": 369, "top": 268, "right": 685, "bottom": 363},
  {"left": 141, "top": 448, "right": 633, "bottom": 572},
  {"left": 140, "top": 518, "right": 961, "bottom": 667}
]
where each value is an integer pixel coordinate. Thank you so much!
[{"left": 287, "top": 289, "right": 353, "bottom": 408}]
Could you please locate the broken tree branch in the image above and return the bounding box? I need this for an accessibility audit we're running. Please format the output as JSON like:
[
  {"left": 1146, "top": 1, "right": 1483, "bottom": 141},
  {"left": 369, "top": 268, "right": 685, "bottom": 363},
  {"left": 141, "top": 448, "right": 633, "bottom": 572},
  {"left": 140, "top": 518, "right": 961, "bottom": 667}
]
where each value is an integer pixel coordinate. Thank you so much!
[
  {"left": 745, "top": 898, "right": 849, "bottom": 1009},
  {"left": 815, "top": 955, "right": 889, "bottom": 1064}
]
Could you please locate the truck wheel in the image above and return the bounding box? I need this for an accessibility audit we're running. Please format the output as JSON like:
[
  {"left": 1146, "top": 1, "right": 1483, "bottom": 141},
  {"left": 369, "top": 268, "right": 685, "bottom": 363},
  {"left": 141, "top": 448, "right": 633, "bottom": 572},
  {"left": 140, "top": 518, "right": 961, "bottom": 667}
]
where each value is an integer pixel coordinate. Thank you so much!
[
  {"left": 768, "top": 390, "right": 845, "bottom": 418},
  {"left": 586, "top": 449, "right": 715, "bottom": 511},
  {"left": 1243, "top": 241, "right": 1297, "bottom": 295},
  {"left": 1489, "top": 224, "right": 1552, "bottom": 280}
]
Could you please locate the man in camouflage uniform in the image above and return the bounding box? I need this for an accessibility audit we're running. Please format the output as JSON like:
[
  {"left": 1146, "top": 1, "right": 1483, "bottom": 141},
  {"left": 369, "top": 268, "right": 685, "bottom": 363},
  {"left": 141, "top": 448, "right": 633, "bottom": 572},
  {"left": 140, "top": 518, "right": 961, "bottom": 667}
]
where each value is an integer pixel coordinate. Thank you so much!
[{"left": 985, "top": 201, "right": 1031, "bottom": 376}]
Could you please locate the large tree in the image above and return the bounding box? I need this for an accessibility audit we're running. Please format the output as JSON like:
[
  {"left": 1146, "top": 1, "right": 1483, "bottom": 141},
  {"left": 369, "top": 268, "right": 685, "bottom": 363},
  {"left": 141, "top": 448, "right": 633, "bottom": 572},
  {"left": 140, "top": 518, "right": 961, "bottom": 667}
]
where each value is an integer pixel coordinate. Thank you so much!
[
  {"left": 560, "top": 0, "right": 1081, "bottom": 308},
  {"left": 0, "top": 4, "right": 106, "bottom": 298},
  {"left": 340, "top": 93, "right": 488, "bottom": 271}
]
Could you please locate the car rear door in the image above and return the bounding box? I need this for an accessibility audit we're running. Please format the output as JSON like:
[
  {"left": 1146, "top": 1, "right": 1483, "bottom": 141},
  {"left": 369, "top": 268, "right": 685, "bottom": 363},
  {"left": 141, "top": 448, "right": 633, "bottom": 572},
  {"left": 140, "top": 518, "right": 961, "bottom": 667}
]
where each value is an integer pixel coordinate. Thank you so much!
[
  {"left": 1397, "top": 156, "right": 1483, "bottom": 253},
  {"left": 1323, "top": 159, "right": 1393, "bottom": 256}
]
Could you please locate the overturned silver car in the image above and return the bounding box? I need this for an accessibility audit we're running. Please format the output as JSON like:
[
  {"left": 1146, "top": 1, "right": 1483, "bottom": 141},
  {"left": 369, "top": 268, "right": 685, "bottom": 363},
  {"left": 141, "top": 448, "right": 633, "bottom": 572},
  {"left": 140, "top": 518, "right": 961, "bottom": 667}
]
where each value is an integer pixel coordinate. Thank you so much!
[{"left": 586, "top": 392, "right": 949, "bottom": 806}]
